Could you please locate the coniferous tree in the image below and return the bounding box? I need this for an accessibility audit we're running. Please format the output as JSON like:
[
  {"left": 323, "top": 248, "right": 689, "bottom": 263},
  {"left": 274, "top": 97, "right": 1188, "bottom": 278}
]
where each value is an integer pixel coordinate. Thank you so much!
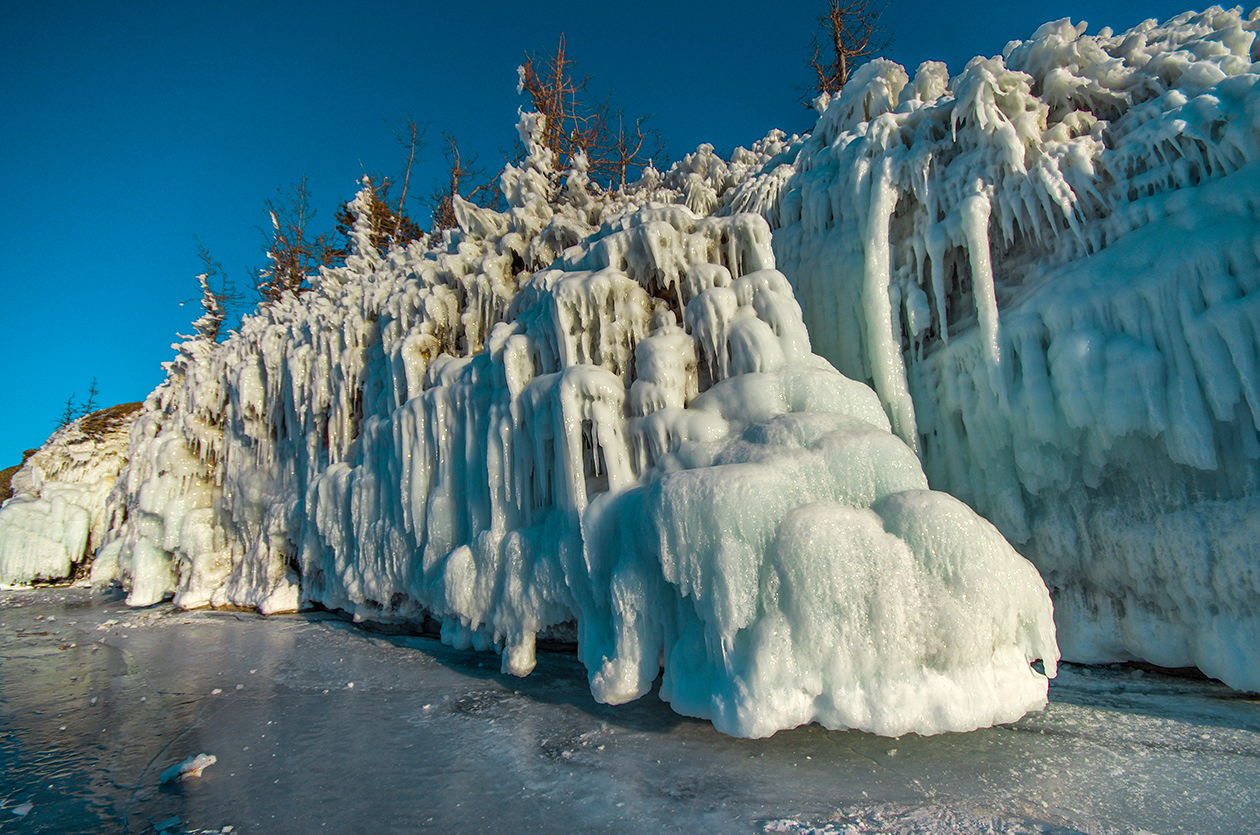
[{"left": 257, "top": 177, "right": 342, "bottom": 303}]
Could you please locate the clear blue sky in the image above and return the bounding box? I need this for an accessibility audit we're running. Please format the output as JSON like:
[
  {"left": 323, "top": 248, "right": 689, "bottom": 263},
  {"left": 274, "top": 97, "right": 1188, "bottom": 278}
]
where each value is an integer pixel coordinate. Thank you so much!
[{"left": 0, "top": 0, "right": 1199, "bottom": 466}]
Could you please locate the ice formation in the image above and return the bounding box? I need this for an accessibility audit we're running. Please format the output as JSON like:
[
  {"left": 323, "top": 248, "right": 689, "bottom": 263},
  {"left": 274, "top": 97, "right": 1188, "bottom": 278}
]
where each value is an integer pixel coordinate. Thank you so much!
[
  {"left": 757, "top": 7, "right": 1260, "bottom": 692},
  {"left": 8, "top": 6, "right": 1258, "bottom": 732},
  {"left": 0, "top": 403, "right": 141, "bottom": 585},
  {"left": 0, "top": 110, "right": 1056, "bottom": 738}
]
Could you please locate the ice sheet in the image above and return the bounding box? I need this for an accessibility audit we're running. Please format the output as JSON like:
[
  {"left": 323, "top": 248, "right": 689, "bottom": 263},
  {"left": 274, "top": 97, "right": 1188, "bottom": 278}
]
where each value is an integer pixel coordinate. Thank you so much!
[{"left": 0, "top": 588, "right": 1255, "bottom": 835}]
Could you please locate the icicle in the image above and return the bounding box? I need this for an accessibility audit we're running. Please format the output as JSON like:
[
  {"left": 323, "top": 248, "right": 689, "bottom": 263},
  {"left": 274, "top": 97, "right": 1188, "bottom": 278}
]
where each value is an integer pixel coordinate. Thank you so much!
[
  {"left": 959, "top": 185, "right": 1006, "bottom": 406},
  {"left": 863, "top": 157, "right": 919, "bottom": 453}
]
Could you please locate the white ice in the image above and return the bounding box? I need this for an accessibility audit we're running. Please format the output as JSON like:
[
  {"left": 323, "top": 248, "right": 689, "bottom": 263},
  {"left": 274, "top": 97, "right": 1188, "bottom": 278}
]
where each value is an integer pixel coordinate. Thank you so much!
[
  {"left": 0, "top": 404, "right": 140, "bottom": 586},
  {"left": 766, "top": 7, "right": 1260, "bottom": 693}
]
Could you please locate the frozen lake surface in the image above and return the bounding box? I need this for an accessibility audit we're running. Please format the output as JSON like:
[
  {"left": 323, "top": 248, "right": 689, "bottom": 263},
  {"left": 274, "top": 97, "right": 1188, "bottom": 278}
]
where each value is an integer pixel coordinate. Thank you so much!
[{"left": 1, "top": 587, "right": 1257, "bottom": 835}]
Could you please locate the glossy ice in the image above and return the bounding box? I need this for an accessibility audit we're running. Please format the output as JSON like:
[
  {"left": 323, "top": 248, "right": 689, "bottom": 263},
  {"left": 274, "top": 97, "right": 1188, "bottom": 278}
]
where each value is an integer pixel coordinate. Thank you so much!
[{"left": 1, "top": 587, "right": 1256, "bottom": 834}]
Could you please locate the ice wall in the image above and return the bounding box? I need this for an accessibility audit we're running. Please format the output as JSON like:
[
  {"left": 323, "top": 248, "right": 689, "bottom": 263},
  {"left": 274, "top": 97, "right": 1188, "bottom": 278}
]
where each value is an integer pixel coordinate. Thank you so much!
[
  {"left": 71, "top": 115, "right": 1057, "bottom": 738},
  {"left": 765, "top": 8, "right": 1260, "bottom": 690},
  {"left": 0, "top": 403, "right": 141, "bottom": 585}
]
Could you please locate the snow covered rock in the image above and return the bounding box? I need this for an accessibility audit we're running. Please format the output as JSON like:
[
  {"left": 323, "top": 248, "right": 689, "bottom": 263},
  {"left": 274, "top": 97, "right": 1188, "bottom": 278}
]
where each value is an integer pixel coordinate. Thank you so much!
[
  {"left": 768, "top": 8, "right": 1260, "bottom": 691},
  {"left": 0, "top": 403, "right": 142, "bottom": 586},
  {"left": 0, "top": 449, "right": 36, "bottom": 503}
]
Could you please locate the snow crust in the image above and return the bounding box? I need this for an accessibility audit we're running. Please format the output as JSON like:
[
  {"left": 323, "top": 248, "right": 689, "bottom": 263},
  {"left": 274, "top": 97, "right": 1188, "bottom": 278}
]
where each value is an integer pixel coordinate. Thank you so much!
[
  {"left": 0, "top": 405, "right": 140, "bottom": 585},
  {"left": 40, "top": 113, "right": 1057, "bottom": 738},
  {"left": 762, "top": 7, "right": 1260, "bottom": 692}
]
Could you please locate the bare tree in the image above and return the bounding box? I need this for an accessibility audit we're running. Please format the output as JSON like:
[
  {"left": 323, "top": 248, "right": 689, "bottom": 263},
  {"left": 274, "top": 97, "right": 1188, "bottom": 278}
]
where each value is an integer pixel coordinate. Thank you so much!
[
  {"left": 519, "top": 34, "right": 588, "bottom": 166},
  {"left": 390, "top": 119, "right": 426, "bottom": 241},
  {"left": 257, "top": 177, "right": 342, "bottom": 303},
  {"left": 519, "top": 35, "right": 659, "bottom": 190},
  {"left": 807, "top": 0, "right": 890, "bottom": 98},
  {"left": 429, "top": 133, "right": 496, "bottom": 234},
  {"left": 593, "top": 107, "right": 662, "bottom": 189}
]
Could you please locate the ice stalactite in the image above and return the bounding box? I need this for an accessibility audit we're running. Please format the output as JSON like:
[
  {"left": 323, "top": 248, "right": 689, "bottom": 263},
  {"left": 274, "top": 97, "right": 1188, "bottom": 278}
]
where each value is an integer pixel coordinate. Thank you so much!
[{"left": 770, "top": 7, "right": 1260, "bottom": 691}]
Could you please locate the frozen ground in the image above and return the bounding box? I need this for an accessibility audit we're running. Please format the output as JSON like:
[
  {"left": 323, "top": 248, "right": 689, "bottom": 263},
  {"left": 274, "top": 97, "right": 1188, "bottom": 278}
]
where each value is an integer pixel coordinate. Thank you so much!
[{"left": 1, "top": 587, "right": 1257, "bottom": 835}]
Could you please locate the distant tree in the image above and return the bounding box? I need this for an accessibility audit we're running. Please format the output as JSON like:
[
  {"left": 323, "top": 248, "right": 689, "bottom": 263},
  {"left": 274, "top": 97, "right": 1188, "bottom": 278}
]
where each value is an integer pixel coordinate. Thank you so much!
[
  {"left": 82, "top": 377, "right": 99, "bottom": 415},
  {"left": 54, "top": 377, "right": 106, "bottom": 429},
  {"left": 807, "top": 0, "right": 890, "bottom": 99},
  {"left": 518, "top": 35, "right": 660, "bottom": 190},
  {"left": 56, "top": 394, "right": 79, "bottom": 429}
]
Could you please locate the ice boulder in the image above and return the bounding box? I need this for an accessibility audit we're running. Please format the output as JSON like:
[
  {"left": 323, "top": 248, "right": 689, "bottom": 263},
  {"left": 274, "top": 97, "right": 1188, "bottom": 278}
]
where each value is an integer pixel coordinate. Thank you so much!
[{"left": 579, "top": 369, "right": 1057, "bottom": 737}]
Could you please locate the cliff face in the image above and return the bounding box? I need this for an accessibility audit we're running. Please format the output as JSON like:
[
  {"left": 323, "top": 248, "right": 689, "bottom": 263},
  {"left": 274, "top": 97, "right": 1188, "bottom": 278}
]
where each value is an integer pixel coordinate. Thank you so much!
[
  {"left": 69, "top": 127, "right": 1055, "bottom": 737},
  {"left": 770, "top": 8, "right": 1260, "bottom": 691}
]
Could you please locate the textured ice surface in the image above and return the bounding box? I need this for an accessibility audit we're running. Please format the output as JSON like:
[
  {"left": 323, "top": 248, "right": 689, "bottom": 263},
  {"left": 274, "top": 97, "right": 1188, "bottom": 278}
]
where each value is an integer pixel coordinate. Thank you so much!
[
  {"left": 17, "top": 114, "right": 1055, "bottom": 738},
  {"left": 0, "top": 404, "right": 141, "bottom": 585},
  {"left": 766, "top": 8, "right": 1260, "bottom": 692}
]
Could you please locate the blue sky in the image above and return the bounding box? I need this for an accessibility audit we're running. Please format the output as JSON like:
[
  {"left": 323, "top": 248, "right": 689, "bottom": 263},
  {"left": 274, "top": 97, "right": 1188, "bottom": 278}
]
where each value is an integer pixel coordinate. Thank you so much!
[{"left": 0, "top": 0, "right": 1199, "bottom": 466}]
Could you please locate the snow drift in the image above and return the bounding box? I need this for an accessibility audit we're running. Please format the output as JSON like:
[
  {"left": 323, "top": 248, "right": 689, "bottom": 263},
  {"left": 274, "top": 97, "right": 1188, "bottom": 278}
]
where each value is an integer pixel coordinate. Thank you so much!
[{"left": 5, "top": 6, "right": 1258, "bottom": 732}]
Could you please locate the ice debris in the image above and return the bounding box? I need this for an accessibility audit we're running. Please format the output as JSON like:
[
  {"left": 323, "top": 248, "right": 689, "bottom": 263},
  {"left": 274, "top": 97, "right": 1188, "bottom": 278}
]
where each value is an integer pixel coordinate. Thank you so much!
[{"left": 160, "top": 753, "right": 217, "bottom": 784}]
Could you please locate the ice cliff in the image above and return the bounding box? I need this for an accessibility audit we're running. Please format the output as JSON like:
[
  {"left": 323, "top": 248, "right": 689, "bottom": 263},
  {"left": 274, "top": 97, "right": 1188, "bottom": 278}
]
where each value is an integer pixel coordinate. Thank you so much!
[
  {"left": 81, "top": 117, "right": 1056, "bottom": 738},
  {"left": 3, "top": 6, "right": 1258, "bottom": 734},
  {"left": 761, "top": 6, "right": 1260, "bottom": 692}
]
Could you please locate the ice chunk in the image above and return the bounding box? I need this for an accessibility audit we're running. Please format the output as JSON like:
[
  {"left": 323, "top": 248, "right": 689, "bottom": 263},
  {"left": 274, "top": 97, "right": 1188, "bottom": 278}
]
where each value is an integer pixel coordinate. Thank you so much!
[{"left": 159, "top": 753, "right": 216, "bottom": 783}]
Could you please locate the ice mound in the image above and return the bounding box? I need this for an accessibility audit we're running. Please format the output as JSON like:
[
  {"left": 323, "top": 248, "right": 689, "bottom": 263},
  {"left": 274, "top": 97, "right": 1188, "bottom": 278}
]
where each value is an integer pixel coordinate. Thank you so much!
[
  {"left": 580, "top": 401, "right": 1056, "bottom": 738},
  {"left": 0, "top": 403, "right": 142, "bottom": 585},
  {"left": 763, "top": 8, "right": 1260, "bottom": 691},
  {"left": 59, "top": 112, "right": 1057, "bottom": 737}
]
